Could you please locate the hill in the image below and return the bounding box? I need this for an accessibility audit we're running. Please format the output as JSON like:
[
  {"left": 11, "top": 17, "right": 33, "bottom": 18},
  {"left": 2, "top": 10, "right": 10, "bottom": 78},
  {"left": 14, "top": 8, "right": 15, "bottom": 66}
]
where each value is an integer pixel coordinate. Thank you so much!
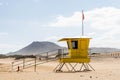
[
  {"left": 90, "top": 47, "right": 120, "bottom": 53},
  {"left": 7, "top": 41, "right": 120, "bottom": 55},
  {"left": 8, "top": 41, "right": 62, "bottom": 55}
]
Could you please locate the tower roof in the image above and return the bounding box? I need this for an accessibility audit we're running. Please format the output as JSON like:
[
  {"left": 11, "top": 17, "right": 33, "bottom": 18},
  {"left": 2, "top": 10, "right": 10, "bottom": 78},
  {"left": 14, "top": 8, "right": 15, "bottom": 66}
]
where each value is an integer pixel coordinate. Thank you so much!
[{"left": 58, "top": 37, "right": 91, "bottom": 41}]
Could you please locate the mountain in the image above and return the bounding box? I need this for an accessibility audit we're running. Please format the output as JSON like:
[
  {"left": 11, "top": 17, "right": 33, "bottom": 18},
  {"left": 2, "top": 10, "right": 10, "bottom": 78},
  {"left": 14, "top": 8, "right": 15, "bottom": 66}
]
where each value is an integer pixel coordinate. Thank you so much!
[
  {"left": 8, "top": 41, "right": 62, "bottom": 55},
  {"left": 8, "top": 41, "right": 120, "bottom": 55},
  {"left": 90, "top": 47, "right": 120, "bottom": 53}
]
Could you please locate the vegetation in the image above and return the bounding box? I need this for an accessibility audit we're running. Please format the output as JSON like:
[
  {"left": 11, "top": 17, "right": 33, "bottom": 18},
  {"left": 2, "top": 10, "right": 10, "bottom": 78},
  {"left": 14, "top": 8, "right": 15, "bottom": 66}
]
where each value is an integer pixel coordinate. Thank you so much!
[
  {"left": 0, "top": 54, "right": 36, "bottom": 60},
  {"left": 0, "top": 54, "right": 8, "bottom": 58},
  {"left": 9, "top": 55, "right": 36, "bottom": 60}
]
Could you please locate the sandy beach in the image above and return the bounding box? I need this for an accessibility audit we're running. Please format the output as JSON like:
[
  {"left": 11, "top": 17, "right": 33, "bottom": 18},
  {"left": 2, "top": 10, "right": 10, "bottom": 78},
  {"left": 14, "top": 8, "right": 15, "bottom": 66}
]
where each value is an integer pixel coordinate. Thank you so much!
[{"left": 0, "top": 57, "right": 120, "bottom": 80}]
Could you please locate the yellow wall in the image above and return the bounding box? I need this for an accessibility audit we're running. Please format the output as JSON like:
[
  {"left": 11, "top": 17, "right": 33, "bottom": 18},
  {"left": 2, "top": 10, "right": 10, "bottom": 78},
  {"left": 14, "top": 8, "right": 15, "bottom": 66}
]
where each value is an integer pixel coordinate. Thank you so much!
[{"left": 68, "top": 38, "right": 90, "bottom": 58}]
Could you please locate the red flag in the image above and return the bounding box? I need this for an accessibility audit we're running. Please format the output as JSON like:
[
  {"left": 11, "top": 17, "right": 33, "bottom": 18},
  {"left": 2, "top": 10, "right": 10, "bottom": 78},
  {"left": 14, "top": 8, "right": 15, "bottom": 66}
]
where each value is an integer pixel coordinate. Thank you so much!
[{"left": 82, "top": 10, "right": 84, "bottom": 21}]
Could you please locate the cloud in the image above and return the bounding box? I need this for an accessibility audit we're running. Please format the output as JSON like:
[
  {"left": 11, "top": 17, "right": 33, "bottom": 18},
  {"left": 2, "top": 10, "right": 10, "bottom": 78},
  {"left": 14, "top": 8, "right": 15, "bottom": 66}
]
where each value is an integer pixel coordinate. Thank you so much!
[
  {"left": 91, "top": 28, "right": 120, "bottom": 48},
  {"left": 48, "top": 7, "right": 120, "bottom": 29},
  {"left": 49, "top": 12, "right": 81, "bottom": 27},
  {"left": 87, "top": 32, "right": 96, "bottom": 37},
  {"left": 48, "top": 7, "right": 120, "bottom": 48},
  {"left": 86, "top": 7, "right": 120, "bottom": 30}
]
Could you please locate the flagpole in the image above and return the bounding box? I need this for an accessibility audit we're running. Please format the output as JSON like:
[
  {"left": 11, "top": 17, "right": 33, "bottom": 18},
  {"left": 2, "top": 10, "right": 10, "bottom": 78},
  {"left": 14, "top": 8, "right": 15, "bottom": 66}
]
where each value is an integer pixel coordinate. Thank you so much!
[
  {"left": 82, "top": 16, "right": 84, "bottom": 36},
  {"left": 82, "top": 10, "right": 84, "bottom": 36}
]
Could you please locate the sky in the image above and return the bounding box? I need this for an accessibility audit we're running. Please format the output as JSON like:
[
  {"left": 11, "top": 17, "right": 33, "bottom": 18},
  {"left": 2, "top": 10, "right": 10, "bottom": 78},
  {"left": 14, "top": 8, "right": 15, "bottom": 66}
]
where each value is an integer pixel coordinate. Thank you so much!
[{"left": 0, "top": 0, "right": 120, "bottom": 54}]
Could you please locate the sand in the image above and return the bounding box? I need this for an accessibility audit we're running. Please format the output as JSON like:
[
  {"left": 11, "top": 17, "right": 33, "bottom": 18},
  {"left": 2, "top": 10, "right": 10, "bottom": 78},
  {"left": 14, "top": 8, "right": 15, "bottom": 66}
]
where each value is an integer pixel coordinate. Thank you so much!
[{"left": 0, "top": 57, "right": 120, "bottom": 80}]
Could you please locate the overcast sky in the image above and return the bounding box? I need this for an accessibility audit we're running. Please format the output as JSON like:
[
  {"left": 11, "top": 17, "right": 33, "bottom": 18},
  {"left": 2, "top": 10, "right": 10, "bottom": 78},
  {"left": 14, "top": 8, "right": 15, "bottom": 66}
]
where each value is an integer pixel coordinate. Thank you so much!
[{"left": 0, "top": 0, "right": 120, "bottom": 54}]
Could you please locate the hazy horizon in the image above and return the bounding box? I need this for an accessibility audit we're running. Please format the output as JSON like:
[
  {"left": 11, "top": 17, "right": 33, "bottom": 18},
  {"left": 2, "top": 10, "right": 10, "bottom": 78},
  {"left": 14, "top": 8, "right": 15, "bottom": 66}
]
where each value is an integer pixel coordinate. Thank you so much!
[{"left": 0, "top": 0, "right": 120, "bottom": 54}]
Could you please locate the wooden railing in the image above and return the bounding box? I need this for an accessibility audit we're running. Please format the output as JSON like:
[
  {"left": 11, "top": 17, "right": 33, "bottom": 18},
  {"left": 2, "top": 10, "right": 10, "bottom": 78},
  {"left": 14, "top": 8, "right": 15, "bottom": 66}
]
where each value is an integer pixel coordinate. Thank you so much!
[{"left": 11, "top": 49, "right": 65, "bottom": 72}]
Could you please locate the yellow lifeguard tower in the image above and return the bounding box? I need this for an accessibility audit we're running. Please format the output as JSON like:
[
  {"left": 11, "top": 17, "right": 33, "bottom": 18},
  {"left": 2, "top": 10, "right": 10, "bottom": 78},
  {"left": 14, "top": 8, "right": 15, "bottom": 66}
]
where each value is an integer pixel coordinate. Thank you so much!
[
  {"left": 54, "top": 37, "right": 95, "bottom": 72},
  {"left": 54, "top": 10, "right": 95, "bottom": 72}
]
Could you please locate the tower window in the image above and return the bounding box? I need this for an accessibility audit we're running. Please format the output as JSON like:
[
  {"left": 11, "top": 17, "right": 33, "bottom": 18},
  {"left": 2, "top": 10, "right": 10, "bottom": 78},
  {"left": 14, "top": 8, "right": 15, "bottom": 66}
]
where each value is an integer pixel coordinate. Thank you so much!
[{"left": 72, "top": 41, "right": 78, "bottom": 49}]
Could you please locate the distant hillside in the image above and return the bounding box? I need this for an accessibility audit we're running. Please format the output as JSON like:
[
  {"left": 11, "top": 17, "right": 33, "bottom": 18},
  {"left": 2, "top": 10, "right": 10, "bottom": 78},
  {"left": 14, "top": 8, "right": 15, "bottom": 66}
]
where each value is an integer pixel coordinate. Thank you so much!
[
  {"left": 7, "top": 41, "right": 120, "bottom": 55},
  {"left": 8, "top": 41, "right": 62, "bottom": 55},
  {"left": 90, "top": 47, "right": 120, "bottom": 53}
]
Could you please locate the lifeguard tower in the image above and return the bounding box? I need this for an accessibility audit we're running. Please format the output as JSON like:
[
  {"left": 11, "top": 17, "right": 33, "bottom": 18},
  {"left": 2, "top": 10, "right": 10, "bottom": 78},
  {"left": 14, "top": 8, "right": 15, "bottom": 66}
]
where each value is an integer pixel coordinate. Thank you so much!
[
  {"left": 54, "top": 10, "right": 95, "bottom": 72},
  {"left": 54, "top": 37, "right": 95, "bottom": 72}
]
